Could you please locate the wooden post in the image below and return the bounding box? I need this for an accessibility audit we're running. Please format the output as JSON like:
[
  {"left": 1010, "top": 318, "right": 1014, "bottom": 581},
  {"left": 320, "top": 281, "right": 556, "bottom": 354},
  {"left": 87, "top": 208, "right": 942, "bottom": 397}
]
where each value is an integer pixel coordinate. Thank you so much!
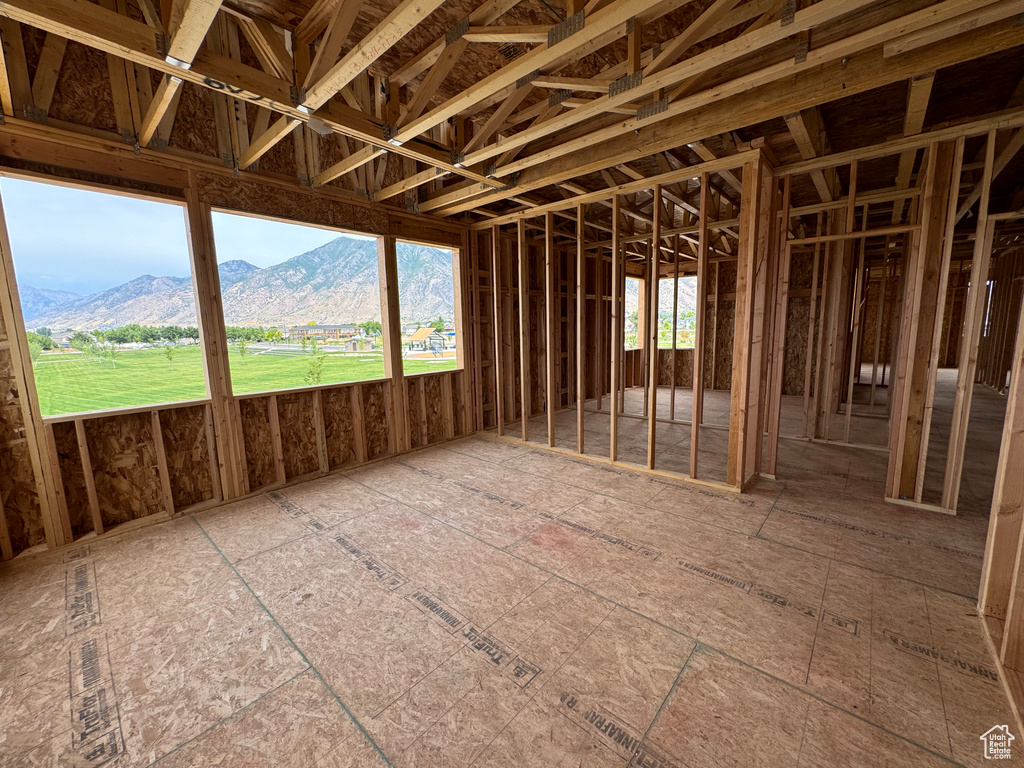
[
  {"left": 545, "top": 211, "right": 556, "bottom": 447},
  {"left": 914, "top": 136, "right": 965, "bottom": 501},
  {"left": 943, "top": 132, "right": 996, "bottom": 508},
  {"left": 268, "top": 394, "right": 286, "bottom": 484},
  {"left": 870, "top": 243, "right": 889, "bottom": 409},
  {"left": 203, "top": 403, "right": 223, "bottom": 502},
  {"left": 43, "top": 422, "right": 71, "bottom": 543},
  {"left": 312, "top": 389, "right": 329, "bottom": 473},
  {"left": 984, "top": 290, "right": 1024, "bottom": 658},
  {"left": 610, "top": 196, "right": 621, "bottom": 462},
  {"left": 184, "top": 181, "right": 246, "bottom": 501},
  {"left": 0, "top": 191, "right": 66, "bottom": 546},
  {"left": 377, "top": 235, "right": 409, "bottom": 454},
  {"left": 647, "top": 185, "right": 662, "bottom": 469},
  {"left": 843, "top": 207, "right": 868, "bottom": 444},
  {"left": 518, "top": 219, "right": 531, "bottom": 442},
  {"left": 491, "top": 225, "right": 505, "bottom": 436},
  {"left": 75, "top": 419, "right": 103, "bottom": 536},
  {"left": 766, "top": 175, "right": 792, "bottom": 476},
  {"left": 802, "top": 213, "right": 823, "bottom": 437},
  {"left": 728, "top": 155, "right": 773, "bottom": 488},
  {"left": 670, "top": 233, "right": 679, "bottom": 422},
  {"left": 691, "top": 175, "right": 710, "bottom": 478},
  {"left": 576, "top": 203, "right": 586, "bottom": 454},
  {"left": 151, "top": 410, "right": 176, "bottom": 516}
]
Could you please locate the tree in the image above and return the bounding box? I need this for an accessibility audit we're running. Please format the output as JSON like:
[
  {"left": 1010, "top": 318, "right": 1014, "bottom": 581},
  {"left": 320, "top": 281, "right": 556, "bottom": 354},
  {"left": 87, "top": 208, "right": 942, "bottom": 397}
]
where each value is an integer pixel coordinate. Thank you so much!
[
  {"left": 26, "top": 331, "right": 54, "bottom": 350},
  {"left": 307, "top": 320, "right": 317, "bottom": 326},
  {"left": 161, "top": 325, "right": 183, "bottom": 343},
  {"left": 101, "top": 344, "right": 119, "bottom": 369},
  {"left": 183, "top": 327, "right": 200, "bottom": 343},
  {"left": 237, "top": 337, "right": 248, "bottom": 361},
  {"left": 360, "top": 320, "right": 382, "bottom": 337},
  {"left": 300, "top": 336, "right": 309, "bottom": 353},
  {"left": 164, "top": 346, "right": 176, "bottom": 367},
  {"left": 266, "top": 328, "right": 283, "bottom": 344},
  {"left": 139, "top": 325, "right": 162, "bottom": 344},
  {"left": 303, "top": 350, "right": 325, "bottom": 386},
  {"left": 28, "top": 340, "right": 43, "bottom": 363},
  {"left": 92, "top": 329, "right": 106, "bottom": 343},
  {"left": 431, "top": 315, "right": 445, "bottom": 331},
  {"left": 36, "top": 327, "right": 51, "bottom": 337},
  {"left": 70, "top": 331, "right": 93, "bottom": 350}
]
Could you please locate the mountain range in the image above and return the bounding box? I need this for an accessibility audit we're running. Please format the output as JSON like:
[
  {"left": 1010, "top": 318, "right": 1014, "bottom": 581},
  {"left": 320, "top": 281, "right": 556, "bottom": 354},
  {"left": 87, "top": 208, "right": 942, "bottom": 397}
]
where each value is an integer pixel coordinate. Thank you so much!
[{"left": 22, "top": 237, "right": 458, "bottom": 331}]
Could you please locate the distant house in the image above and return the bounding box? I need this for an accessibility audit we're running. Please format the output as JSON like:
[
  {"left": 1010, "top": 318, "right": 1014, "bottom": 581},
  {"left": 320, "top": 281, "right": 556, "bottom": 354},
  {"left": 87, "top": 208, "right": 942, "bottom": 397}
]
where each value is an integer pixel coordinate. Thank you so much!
[
  {"left": 408, "top": 327, "right": 447, "bottom": 352},
  {"left": 53, "top": 331, "right": 77, "bottom": 348},
  {"left": 401, "top": 323, "right": 421, "bottom": 336},
  {"left": 288, "top": 324, "right": 361, "bottom": 343}
]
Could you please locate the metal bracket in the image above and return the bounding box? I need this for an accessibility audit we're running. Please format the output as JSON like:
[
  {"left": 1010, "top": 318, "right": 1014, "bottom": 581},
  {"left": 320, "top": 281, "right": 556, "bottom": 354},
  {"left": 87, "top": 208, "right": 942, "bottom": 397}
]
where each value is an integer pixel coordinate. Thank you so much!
[
  {"left": 780, "top": 0, "right": 796, "bottom": 26},
  {"left": 549, "top": 10, "right": 585, "bottom": 47},
  {"left": 446, "top": 17, "right": 470, "bottom": 46},
  {"left": 637, "top": 99, "right": 668, "bottom": 121},
  {"left": 155, "top": 32, "right": 168, "bottom": 59},
  {"left": 22, "top": 105, "right": 48, "bottom": 124},
  {"left": 290, "top": 86, "right": 305, "bottom": 108},
  {"left": 795, "top": 33, "right": 809, "bottom": 64},
  {"left": 609, "top": 71, "right": 642, "bottom": 97},
  {"left": 483, "top": 162, "right": 497, "bottom": 178},
  {"left": 221, "top": 152, "right": 234, "bottom": 169},
  {"left": 383, "top": 122, "right": 399, "bottom": 144},
  {"left": 548, "top": 88, "right": 573, "bottom": 107},
  {"left": 516, "top": 69, "right": 540, "bottom": 89},
  {"left": 449, "top": 150, "right": 465, "bottom": 168}
]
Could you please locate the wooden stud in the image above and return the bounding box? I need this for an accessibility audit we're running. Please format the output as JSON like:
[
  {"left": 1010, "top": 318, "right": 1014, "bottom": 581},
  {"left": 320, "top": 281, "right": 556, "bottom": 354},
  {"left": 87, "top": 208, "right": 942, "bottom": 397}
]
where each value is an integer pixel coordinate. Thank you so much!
[
  {"left": 802, "top": 213, "right": 823, "bottom": 436},
  {"left": 545, "top": 211, "right": 556, "bottom": 447},
  {"left": 43, "top": 422, "right": 72, "bottom": 543},
  {"left": 576, "top": 203, "right": 586, "bottom": 454},
  {"left": 312, "top": 389, "right": 329, "bottom": 473},
  {"left": 350, "top": 385, "right": 367, "bottom": 464},
  {"left": 151, "top": 410, "right": 176, "bottom": 516},
  {"left": 647, "top": 185, "right": 662, "bottom": 470},
  {"left": 610, "top": 195, "right": 622, "bottom": 462},
  {"left": 203, "top": 403, "right": 222, "bottom": 502},
  {"left": 377, "top": 236, "right": 409, "bottom": 454},
  {"left": 518, "top": 219, "right": 531, "bottom": 441},
  {"left": 75, "top": 419, "right": 103, "bottom": 536},
  {"left": 765, "top": 175, "right": 792, "bottom": 476},
  {"left": 491, "top": 225, "right": 505, "bottom": 436}
]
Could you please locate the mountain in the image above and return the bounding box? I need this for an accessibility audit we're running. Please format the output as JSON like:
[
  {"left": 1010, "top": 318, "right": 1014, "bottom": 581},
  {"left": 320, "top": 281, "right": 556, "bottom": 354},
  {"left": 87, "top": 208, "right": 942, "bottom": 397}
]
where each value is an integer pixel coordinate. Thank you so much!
[
  {"left": 27, "top": 238, "right": 458, "bottom": 331},
  {"left": 19, "top": 284, "right": 81, "bottom": 326}
]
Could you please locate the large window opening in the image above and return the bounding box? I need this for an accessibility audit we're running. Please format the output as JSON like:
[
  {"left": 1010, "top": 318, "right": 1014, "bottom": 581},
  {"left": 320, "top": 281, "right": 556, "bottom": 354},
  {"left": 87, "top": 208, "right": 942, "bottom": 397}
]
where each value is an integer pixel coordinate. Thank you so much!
[
  {"left": 1, "top": 177, "right": 206, "bottom": 416},
  {"left": 395, "top": 240, "right": 461, "bottom": 374},
  {"left": 210, "top": 211, "right": 385, "bottom": 394},
  {"left": 658, "top": 276, "right": 698, "bottom": 348}
]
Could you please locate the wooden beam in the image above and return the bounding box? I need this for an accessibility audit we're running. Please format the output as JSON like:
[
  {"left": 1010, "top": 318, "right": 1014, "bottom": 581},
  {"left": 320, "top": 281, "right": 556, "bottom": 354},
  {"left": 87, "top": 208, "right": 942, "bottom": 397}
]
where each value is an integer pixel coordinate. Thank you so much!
[
  {"left": 956, "top": 127, "right": 1024, "bottom": 223},
  {"left": 463, "top": 25, "right": 549, "bottom": 43},
  {"left": 393, "top": 0, "right": 684, "bottom": 146},
  {"left": 389, "top": 0, "right": 524, "bottom": 87},
  {"left": 303, "top": 0, "right": 447, "bottom": 110},
  {"left": 576, "top": 202, "right": 585, "bottom": 453},
  {"left": 545, "top": 211, "right": 556, "bottom": 447},
  {"left": 303, "top": 0, "right": 362, "bottom": 91},
  {"left": 75, "top": 420, "right": 103, "bottom": 536},
  {"left": 644, "top": 0, "right": 742, "bottom": 78},
  {"left": 609, "top": 196, "right": 622, "bottom": 460},
  {"left": 400, "top": 37, "right": 469, "bottom": 127},
  {"left": 943, "top": 131, "right": 997, "bottom": 509},
  {"left": 30, "top": 33, "right": 67, "bottom": 114},
  {"left": 445, "top": 0, "right": 1021, "bottom": 214},
  {"left": 884, "top": 0, "right": 1024, "bottom": 58},
  {"left": 491, "top": 226, "right": 505, "bottom": 435},
  {"left": 236, "top": 16, "right": 292, "bottom": 79},
  {"left": 784, "top": 107, "right": 840, "bottom": 202},
  {"left": 646, "top": 185, "right": 662, "bottom": 469},
  {"left": 518, "top": 219, "right": 530, "bottom": 441}
]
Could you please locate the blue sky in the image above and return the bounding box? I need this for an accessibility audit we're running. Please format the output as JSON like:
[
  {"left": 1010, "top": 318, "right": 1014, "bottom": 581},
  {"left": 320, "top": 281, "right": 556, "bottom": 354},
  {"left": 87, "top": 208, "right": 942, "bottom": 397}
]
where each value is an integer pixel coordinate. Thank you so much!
[{"left": 0, "top": 178, "right": 368, "bottom": 297}]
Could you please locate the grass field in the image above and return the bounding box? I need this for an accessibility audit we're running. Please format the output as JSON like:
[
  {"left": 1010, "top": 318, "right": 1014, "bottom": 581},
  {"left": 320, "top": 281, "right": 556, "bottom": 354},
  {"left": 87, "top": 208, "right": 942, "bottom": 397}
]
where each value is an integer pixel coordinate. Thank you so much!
[{"left": 32, "top": 346, "right": 457, "bottom": 416}]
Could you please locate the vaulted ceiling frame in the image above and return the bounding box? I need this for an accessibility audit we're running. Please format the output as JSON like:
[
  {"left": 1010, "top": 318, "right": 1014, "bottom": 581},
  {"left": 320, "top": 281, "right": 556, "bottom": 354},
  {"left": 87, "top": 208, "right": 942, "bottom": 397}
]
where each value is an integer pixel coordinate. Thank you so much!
[{"left": 435, "top": 0, "right": 1024, "bottom": 216}]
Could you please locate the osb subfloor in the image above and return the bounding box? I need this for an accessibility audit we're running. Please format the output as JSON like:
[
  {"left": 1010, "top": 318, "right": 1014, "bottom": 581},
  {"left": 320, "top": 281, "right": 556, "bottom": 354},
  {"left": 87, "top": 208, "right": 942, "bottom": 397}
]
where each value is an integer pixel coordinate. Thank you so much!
[{"left": 0, "top": 432, "right": 1015, "bottom": 767}]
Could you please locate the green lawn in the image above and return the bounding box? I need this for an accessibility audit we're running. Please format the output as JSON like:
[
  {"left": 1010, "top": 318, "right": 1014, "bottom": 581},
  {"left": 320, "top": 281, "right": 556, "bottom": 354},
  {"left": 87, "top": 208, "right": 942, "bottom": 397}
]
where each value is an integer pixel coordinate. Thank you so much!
[{"left": 32, "top": 346, "right": 457, "bottom": 416}]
